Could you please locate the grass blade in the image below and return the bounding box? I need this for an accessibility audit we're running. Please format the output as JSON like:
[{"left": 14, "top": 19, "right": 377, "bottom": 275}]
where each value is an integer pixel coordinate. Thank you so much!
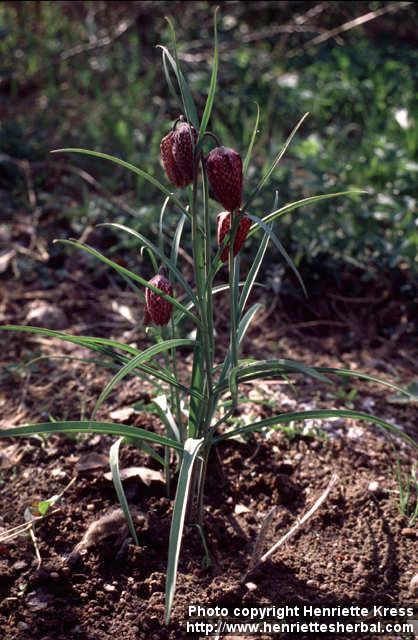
[
  {"left": 158, "top": 39, "right": 199, "bottom": 129},
  {"left": 92, "top": 339, "right": 195, "bottom": 419},
  {"left": 243, "top": 102, "right": 260, "bottom": 176},
  {"left": 244, "top": 112, "right": 309, "bottom": 209},
  {"left": 315, "top": 367, "right": 418, "bottom": 401},
  {"left": 109, "top": 437, "right": 140, "bottom": 545},
  {"left": 99, "top": 222, "right": 197, "bottom": 306},
  {"left": 0, "top": 421, "right": 183, "bottom": 451},
  {"left": 197, "top": 7, "right": 219, "bottom": 141},
  {"left": 247, "top": 191, "right": 366, "bottom": 237},
  {"left": 50, "top": 148, "right": 190, "bottom": 218},
  {"left": 188, "top": 337, "right": 204, "bottom": 438},
  {"left": 239, "top": 225, "right": 270, "bottom": 315},
  {"left": 152, "top": 394, "right": 181, "bottom": 442},
  {"left": 246, "top": 212, "right": 307, "bottom": 297},
  {"left": 0, "top": 326, "right": 202, "bottom": 399},
  {"left": 171, "top": 213, "right": 187, "bottom": 268},
  {"left": 165, "top": 437, "right": 204, "bottom": 623},
  {"left": 55, "top": 239, "right": 201, "bottom": 326},
  {"left": 214, "top": 409, "right": 417, "bottom": 449}
]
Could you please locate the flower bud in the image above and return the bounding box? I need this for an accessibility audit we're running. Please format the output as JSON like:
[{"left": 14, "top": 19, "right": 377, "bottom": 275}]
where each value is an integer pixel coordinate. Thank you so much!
[
  {"left": 206, "top": 146, "right": 243, "bottom": 212},
  {"left": 217, "top": 211, "right": 252, "bottom": 262},
  {"left": 172, "top": 122, "right": 198, "bottom": 184},
  {"left": 145, "top": 274, "right": 173, "bottom": 326}
]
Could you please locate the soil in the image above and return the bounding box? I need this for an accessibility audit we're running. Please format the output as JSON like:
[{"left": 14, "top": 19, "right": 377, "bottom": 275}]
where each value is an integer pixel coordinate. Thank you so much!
[{"left": 0, "top": 231, "right": 417, "bottom": 639}]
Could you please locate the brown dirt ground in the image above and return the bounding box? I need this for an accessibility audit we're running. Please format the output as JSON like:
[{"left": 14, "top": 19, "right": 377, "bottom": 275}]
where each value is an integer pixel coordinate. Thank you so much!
[{"left": 0, "top": 245, "right": 417, "bottom": 640}]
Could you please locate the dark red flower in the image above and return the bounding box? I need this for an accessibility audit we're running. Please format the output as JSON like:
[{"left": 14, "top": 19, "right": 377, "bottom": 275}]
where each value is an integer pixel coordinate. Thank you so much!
[
  {"left": 206, "top": 146, "right": 243, "bottom": 212},
  {"left": 217, "top": 211, "right": 252, "bottom": 262},
  {"left": 145, "top": 274, "right": 173, "bottom": 326}
]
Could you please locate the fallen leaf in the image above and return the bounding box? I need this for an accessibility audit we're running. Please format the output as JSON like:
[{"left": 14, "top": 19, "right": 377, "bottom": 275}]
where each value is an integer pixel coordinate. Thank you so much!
[
  {"left": 234, "top": 504, "right": 251, "bottom": 515},
  {"left": 76, "top": 453, "right": 108, "bottom": 472},
  {"left": 109, "top": 407, "right": 135, "bottom": 421},
  {"left": 104, "top": 466, "right": 163, "bottom": 486},
  {"left": 0, "top": 443, "right": 25, "bottom": 469},
  {"left": 0, "top": 249, "right": 16, "bottom": 273}
]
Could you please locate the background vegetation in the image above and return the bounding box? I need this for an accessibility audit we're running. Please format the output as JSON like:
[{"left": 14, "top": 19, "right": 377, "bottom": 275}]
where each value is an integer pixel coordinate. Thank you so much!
[{"left": 1, "top": 1, "right": 417, "bottom": 291}]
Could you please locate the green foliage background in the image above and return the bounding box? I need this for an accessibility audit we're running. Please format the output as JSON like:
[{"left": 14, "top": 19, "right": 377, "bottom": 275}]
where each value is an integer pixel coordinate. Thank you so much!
[{"left": 1, "top": 1, "right": 417, "bottom": 281}]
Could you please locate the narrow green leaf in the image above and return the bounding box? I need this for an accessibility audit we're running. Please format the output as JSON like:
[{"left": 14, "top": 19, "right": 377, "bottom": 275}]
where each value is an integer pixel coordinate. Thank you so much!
[
  {"left": 246, "top": 212, "right": 307, "bottom": 297},
  {"left": 109, "top": 438, "right": 140, "bottom": 545},
  {"left": 171, "top": 213, "right": 187, "bottom": 269},
  {"left": 247, "top": 191, "right": 367, "bottom": 237},
  {"left": 0, "top": 326, "right": 201, "bottom": 399},
  {"left": 158, "top": 39, "right": 199, "bottom": 129},
  {"left": 55, "top": 239, "right": 201, "bottom": 326},
  {"left": 0, "top": 421, "right": 183, "bottom": 451},
  {"left": 92, "top": 339, "right": 195, "bottom": 419},
  {"left": 239, "top": 226, "right": 270, "bottom": 315},
  {"left": 244, "top": 112, "right": 309, "bottom": 209},
  {"left": 99, "top": 222, "right": 197, "bottom": 306},
  {"left": 214, "top": 409, "right": 417, "bottom": 449},
  {"left": 50, "top": 148, "right": 190, "bottom": 218},
  {"left": 219, "top": 302, "right": 264, "bottom": 385},
  {"left": 243, "top": 102, "right": 260, "bottom": 176},
  {"left": 315, "top": 367, "right": 418, "bottom": 401},
  {"left": 152, "top": 395, "right": 181, "bottom": 442},
  {"left": 159, "top": 196, "right": 171, "bottom": 254},
  {"left": 226, "top": 358, "right": 331, "bottom": 398},
  {"left": 198, "top": 7, "right": 219, "bottom": 141},
  {"left": 165, "top": 438, "right": 204, "bottom": 624},
  {"left": 188, "top": 337, "right": 204, "bottom": 439},
  {"left": 237, "top": 302, "right": 264, "bottom": 343}
]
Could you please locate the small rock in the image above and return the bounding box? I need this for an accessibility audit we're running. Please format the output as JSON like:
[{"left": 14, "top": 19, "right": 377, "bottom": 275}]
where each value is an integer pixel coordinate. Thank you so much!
[
  {"left": 12, "top": 560, "right": 28, "bottom": 571},
  {"left": 86, "top": 504, "right": 95, "bottom": 512},
  {"left": 368, "top": 481, "right": 380, "bottom": 493},
  {"left": 17, "top": 622, "right": 30, "bottom": 631},
  {"left": 401, "top": 527, "right": 416, "bottom": 538},
  {"left": 104, "top": 584, "right": 117, "bottom": 592},
  {"left": 409, "top": 574, "right": 418, "bottom": 596},
  {"left": 245, "top": 582, "right": 257, "bottom": 591}
]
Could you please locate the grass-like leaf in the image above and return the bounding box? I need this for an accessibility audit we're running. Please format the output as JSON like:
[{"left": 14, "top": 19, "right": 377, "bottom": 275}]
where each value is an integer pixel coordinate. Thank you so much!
[
  {"left": 50, "top": 148, "right": 190, "bottom": 218},
  {"left": 239, "top": 223, "right": 270, "bottom": 315},
  {"left": 197, "top": 8, "right": 219, "bottom": 141},
  {"left": 244, "top": 112, "right": 309, "bottom": 209},
  {"left": 99, "top": 222, "right": 197, "bottom": 306},
  {"left": 158, "top": 38, "right": 199, "bottom": 129},
  {"left": 55, "top": 239, "right": 200, "bottom": 326},
  {"left": 246, "top": 212, "right": 307, "bottom": 297},
  {"left": 226, "top": 358, "right": 331, "bottom": 398},
  {"left": 243, "top": 102, "right": 260, "bottom": 176},
  {"left": 0, "top": 326, "right": 202, "bottom": 399},
  {"left": 109, "top": 437, "right": 140, "bottom": 545},
  {"left": 247, "top": 191, "right": 366, "bottom": 237},
  {"left": 0, "top": 421, "right": 183, "bottom": 451},
  {"left": 92, "top": 339, "right": 195, "bottom": 419},
  {"left": 214, "top": 409, "right": 417, "bottom": 449},
  {"left": 165, "top": 437, "right": 204, "bottom": 624}
]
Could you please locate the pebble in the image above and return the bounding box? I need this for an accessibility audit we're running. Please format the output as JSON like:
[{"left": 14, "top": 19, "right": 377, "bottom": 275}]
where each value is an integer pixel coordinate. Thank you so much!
[
  {"left": 409, "top": 574, "right": 418, "bottom": 596},
  {"left": 401, "top": 527, "right": 416, "bottom": 538},
  {"left": 245, "top": 582, "right": 257, "bottom": 591},
  {"left": 104, "top": 584, "right": 117, "bottom": 592},
  {"left": 86, "top": 504, "right": 95, "bottom": 512},
  {"left": 12, "top": 560, "right": 27, "bottom": 571},
  {"left": 368, "top": 481, "right": 380, "bottom": 492}
]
